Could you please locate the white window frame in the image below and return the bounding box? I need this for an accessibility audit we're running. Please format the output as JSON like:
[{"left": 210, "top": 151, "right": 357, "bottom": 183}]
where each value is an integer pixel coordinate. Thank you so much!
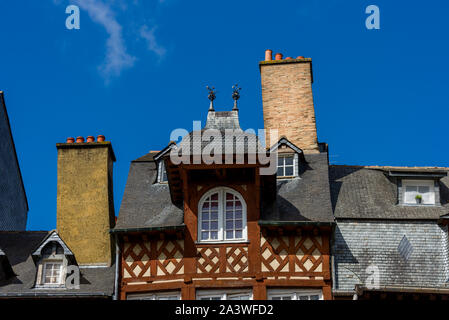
[
  {"left": 277, "top": 153, "right": 298, "bottom": 178},
  {"left": 402, "top": 179, "right": 435, "bottom": 205},
  {"left": 41, "top": 260, "right": 64, "bottom": 286},
  {"left": 157, "top": 161, "right": 168, "bottom": 183},
  {"left": 197, "top": 187, "right": 247, "bottom": 243},
  {"left": 127, "top": 291, "right": 181, "bottom": 300},
  {"left": 196, "top": 289, "right": 253, "bottom": 300},
  {"left": 267, "top": 289, "right": 323, "bottom": 300}
]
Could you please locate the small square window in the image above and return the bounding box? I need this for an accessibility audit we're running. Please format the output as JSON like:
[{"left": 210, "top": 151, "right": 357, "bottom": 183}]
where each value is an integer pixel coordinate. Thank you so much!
[
  {"left": 42, "top": 262, "right": 63, "bottom": 285},
  {"left": 277, "top": 154, "right": 297, "bottom": 178}
]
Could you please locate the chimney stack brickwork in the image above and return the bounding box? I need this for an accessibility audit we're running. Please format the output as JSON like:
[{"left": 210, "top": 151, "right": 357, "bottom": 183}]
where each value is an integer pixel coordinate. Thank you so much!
[
  {"left": 260, "top": 56, "right": 319, "bottom": 153},
  {"left": 56, "top": 141, "right": 116, "bottom": 266}
]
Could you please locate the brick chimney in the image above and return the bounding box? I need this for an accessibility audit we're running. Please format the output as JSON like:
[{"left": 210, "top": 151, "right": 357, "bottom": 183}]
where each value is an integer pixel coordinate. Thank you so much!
[
  {"left": 259, "top": 50, "right": 319, "bottom": 153},
  {"left": 56, "top": 136, "right": 116, "bottom": 266}
]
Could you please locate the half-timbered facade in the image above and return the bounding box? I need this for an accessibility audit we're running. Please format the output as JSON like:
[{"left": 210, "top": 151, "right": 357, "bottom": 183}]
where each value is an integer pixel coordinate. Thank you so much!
[{"left": 113, "top": 51, "right": 335, "bottom": 300}]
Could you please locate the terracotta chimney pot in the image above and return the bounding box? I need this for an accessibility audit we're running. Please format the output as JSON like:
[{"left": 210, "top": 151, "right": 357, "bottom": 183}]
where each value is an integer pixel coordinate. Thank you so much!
[
  {"left": 285, "top": 57, "right": 292, "bottom": 60},
  {"left": 97, "top": 135, "right": 105, "bottom": 142},
  {"left": 66, "top": 137, "right": 75, "bottom": 143},
  {"left": 86, "top": 136, "right": 95, "bottom": 143},
  {"left": 265, "top": 49, "right": 273, "bottom": 61},
  {"left": 296, "top": 56, "right": 305, "bottom": 59},
  {"left": 275, "top": 53, "right": 283, "bottom": 60},
  {"left": 76, "top": 136, "right": 84, "bottom": 143}
]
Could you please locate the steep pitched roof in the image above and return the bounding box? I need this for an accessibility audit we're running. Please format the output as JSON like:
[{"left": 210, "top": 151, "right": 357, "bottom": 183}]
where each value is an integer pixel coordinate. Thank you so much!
[
  {"left": 114, "top": 159, "right": 184, "bottom": 232},
  {"left": 330, "top": 165, "right": 449, "bottom": 220},
  {"left": 260, "top": 152, "right": 334, "bottom": 224},
  {"left": 0, "top": 92, "right": 28, "bottom": 230},
  {"left": 115, "top": 105, "right": 335, "bottom": 231},
  {"left": 0, "top": 231, "right": 115, "bottom": 298}
]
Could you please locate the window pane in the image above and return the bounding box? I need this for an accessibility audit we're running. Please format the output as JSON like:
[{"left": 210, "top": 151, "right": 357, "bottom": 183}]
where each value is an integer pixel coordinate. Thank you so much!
[
  {"left": 226, "top": 220, "right": 233, "bottom": 230},
  {"left": 201, "top": 221, "right": 209, "bottom": 230},
  {"left": 226, "top": 230, "right": 234, "bottom": 239},
  {"left": 298, "top": 296, "right": 309, "bottom": 300},
  {"left": 235, "top": 230, "right": 242, "bottom": 238},
  {"left": 157, "top": 295, "right": 179, "bottom": 300},
  {"left": 201, "top": 232, "right": 209, "bottom": 240},
  {"left": 405, "top": 186, "right": 417, "bottom": 192},
  {"left": 235, "top": 220, "right": 242, "bottom": 228},
  {"left": 226, "top": 211, "right": 233, "bottom": 219},
  {"left": 235, "top": 210, "right": 242, "bottom": 219},
  {"left": 43, "top": 263, "right": 62, "bottom": 284},
  {"left": 210, "top": 221, "right": 218, "bottom": 230},
  {"left": 202, "top": 212, "right": 209, "bottom": 220},
  {"left": 235, "top": 200, "right": 242, "bottom": 210},
  {"left": 211, "top": 193, "right": 218, "bottom": 201},
  {"left": 211, "top": 211, "right": 218, "bottom": 220},
  {"left": 228, "top": 294, "right": 250, "bottom": 300},
  {"left": 404, "top": 188, "right": 417, "bottom": 203},
  {"left": 284, "top": 156, "right": 293, "bottom": 166},
  {"left": 210, "top": 231, "right": 218, "bottom": 240},
  {"left": 285, "top": 166, "right": 293, "bottom": 176},
  {"left": 277, "top": 167, "right": 283, "bottom": 176},
  {"left": 226, "top": 193, "right": 233, "bottom": 200},
  {"left": 310, "top": 295, "right": 320, "bottom": 300},
  {"left": 418, "top": 186, "right": 429, "bottom": 194}
]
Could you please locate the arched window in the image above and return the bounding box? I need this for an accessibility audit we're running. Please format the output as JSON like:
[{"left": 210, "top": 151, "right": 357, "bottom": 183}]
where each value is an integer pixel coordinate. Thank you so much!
[{"left": 198, "top": 187, "right": 247, "bottom": 242}]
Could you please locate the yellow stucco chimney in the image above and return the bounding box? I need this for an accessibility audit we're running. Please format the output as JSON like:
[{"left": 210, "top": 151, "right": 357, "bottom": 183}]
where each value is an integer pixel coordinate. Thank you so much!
[{"left": 56, "top": 135, "right": 115, "bottom": 266}]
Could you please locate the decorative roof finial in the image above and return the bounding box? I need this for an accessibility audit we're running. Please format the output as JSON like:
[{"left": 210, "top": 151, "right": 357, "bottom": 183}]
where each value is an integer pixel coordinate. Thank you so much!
[
  {"left": 232, "top": 84, "right": 241, "bottom": 110},
  {"left": 206, "top": 86, "right": 216, "bottom": 111}
]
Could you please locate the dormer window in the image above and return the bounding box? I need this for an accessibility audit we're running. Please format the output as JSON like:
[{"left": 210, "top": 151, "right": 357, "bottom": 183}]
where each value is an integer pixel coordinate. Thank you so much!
[
  {"left": 277, "top": 154, "right": 298, "bottom": 178},
  {"left": 403, "top": 180, "right": 435, "bottom": 205},
  {"left": 158, "top": 161, "right": 168, "bottom": 183},
  {"left": 42, "top": 261, "right": 64, "bottom": 285},
  {"left": 32, "top": 231, "right": 75, "bottom": 289}
]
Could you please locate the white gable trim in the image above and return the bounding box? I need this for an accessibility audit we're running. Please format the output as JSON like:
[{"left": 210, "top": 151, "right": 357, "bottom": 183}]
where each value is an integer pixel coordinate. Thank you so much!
[
  {"left": 269, "top": 137, "right": 303, "bottom": 155},
  {"left": 32, "top": 230, "right": 73, "bottom": 257},
  {"left": 154, "top": 142, "right": 176, "bottom": 162}
]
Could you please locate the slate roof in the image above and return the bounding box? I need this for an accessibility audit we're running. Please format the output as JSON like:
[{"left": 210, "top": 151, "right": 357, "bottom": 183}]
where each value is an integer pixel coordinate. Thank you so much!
[
  {"left": 204, "top": 110, "right": 241, "bottom": 130},
  {"left": 116, "top": 108, "right": 335, "bottom": 231},
  {"left": 114, "top": 159, "right": 184, "bottom": 231},
  {"left": 0, "top": 231, "right": 115, "bottom": 298},
  {"left": 116, "top": 151, "right": 335, "bottom": 231},
  {"left": 174, "top": 109, "right": 265, "bottom": 156},
  {"left": 330, "top": 165, "right": 449, "bottom": 220},
  {"left": 260, "top": 152, "right": 334, "bottom": 223}
]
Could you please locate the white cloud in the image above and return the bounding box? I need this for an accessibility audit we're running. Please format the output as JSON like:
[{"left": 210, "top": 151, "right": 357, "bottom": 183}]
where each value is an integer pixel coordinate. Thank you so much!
[
  {"left": 140, "top": 25, "right": 166, "bottom": 59},
  {"left": 73, "top": 0, "right": 136, "bottom": 81}
]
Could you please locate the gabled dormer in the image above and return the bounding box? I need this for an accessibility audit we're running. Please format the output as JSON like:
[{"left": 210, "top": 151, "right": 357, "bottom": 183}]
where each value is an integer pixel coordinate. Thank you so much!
[
  {"left": 269, "top": 137, "right": 306, "bottom": 179},
  {"left": 32, "top": 230, "right": 76, "bottom": 289}
]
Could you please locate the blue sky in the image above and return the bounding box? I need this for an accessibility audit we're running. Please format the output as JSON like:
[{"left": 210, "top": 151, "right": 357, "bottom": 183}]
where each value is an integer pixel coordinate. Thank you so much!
[{"left": 0, "top": 0, "right": 448, "bottom": 230}]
